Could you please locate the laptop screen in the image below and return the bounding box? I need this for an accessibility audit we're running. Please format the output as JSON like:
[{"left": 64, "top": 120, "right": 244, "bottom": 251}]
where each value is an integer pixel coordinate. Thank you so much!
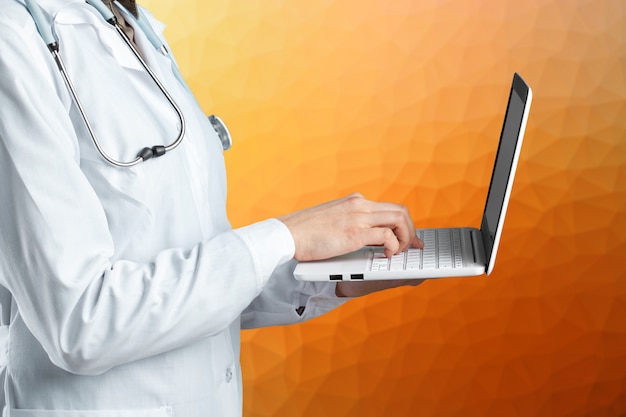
[{"left": 480, "top": 74, "right": 531, "bottom": 274}]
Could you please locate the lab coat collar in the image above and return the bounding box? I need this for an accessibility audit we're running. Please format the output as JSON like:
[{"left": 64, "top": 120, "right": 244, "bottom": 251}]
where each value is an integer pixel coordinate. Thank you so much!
[
  {"left": 28, "top": 0, "right": 82, "bottom": 15},
  {"left": 26, "top": 0, "right": 166, "bottom": 41},
  {"left": 115, "top": 3, "right": 169, "bottom": 79},
  {"left": 24, "top": 0, "right": 172, "bottom": 90},
  {"left": 50, "top": 1, "right": 150, "bottom": 72}
]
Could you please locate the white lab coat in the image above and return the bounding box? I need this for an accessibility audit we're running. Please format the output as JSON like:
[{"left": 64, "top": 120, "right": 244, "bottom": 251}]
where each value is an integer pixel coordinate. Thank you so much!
[{"left": 0, "top": 1, "right": 344, "bottom": 415}]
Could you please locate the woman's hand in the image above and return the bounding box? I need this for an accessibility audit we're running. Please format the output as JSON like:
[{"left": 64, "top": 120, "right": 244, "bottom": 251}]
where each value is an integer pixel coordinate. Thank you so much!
[{"left": 278, "top": 193, "right": 423, "bottom": 261}]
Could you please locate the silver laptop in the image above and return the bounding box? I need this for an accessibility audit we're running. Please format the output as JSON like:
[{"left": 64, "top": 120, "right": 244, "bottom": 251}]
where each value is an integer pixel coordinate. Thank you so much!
[{"left": 294, "top": 73, "right": 532, "bottom": 281}]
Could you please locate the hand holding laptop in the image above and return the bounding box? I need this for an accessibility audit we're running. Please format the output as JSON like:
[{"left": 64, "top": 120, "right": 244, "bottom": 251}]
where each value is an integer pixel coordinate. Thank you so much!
[
  {"left": 334, "top": 278, "right": 425, "bottom": 297},
  {"left": 278, "top": 192, "right": 424, "bottom": 261}
]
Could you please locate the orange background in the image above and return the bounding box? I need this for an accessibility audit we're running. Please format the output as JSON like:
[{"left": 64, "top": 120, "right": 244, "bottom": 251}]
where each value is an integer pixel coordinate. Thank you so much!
[{"left": 142, "top": 0, "right": 626, "bottom": 415}]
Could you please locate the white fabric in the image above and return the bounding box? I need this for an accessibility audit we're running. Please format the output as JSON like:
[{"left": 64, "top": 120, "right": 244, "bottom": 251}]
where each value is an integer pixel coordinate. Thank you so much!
[{"left": 0, "top": 1, "right": 344, "bottom": 415}]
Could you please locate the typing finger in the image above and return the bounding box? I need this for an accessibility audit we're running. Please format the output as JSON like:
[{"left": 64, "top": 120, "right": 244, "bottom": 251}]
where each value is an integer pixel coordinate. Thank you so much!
[
  {"left": 357, "top": 226, "right": 400, "bottom": 258},
  {"left": 359, "top": 201, "right": 418, "bottom": 246}
]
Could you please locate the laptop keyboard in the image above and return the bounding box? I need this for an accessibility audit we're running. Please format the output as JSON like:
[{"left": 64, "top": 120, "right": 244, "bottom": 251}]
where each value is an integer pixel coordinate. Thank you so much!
[{"left": 369, "top": 229, "right": 464, "bottom": 271}]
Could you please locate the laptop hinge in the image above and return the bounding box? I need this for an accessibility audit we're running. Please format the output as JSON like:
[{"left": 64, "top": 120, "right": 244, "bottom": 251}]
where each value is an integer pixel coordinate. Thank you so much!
[{"left": 470, "top": 229, "right": 487, "bottom": 266}]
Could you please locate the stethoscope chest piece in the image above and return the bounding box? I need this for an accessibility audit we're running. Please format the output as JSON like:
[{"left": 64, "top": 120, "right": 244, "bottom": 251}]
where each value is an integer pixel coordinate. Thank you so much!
[{"left": 208, "top": 115, "right": 232, "bottom": 151}]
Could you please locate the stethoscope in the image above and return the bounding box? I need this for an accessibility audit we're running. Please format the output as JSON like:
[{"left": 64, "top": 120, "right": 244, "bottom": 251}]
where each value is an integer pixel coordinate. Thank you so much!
[{"left": 24, "top": 0, "right": 232, "bottom": 167}]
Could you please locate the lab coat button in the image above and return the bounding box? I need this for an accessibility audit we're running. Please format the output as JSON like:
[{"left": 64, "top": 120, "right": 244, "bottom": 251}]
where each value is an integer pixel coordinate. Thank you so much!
[{"left": 225, "top": 367, "right": 233, "bottom": 383}]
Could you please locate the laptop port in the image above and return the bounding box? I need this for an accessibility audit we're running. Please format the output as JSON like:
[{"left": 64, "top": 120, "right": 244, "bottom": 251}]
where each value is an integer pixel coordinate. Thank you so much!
[
  {"left": 329, "top": 274, "right": 343, "bottom": 281},
  {"left": 350, "top": 274, "right": 364, "bottom": 280}
]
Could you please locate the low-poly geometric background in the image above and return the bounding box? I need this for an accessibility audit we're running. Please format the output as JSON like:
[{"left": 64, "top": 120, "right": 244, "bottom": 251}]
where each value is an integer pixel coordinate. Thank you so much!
[{"left": 142, "top": 0, "right": 626, "bottom": 415}]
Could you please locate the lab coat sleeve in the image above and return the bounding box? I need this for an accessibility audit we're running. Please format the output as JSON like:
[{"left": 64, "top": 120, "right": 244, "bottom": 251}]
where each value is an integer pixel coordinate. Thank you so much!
[
  {"left": 241, "top": 258, "right": 351, "bottom": 329},
  {"left": 0, "top": 17, "right": 290, "bottom": 376}
]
